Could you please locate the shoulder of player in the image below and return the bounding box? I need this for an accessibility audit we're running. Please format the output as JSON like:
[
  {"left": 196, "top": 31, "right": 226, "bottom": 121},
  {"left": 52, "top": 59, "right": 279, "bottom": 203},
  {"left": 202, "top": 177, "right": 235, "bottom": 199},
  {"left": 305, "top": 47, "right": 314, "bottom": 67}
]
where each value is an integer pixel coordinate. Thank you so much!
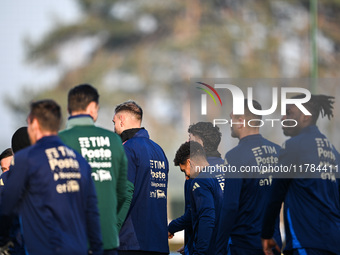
[
  {"left": 225, "top": 145, "right": 243, "bottom": 157},
  {"left": 225, "top": 144, "right": 251, "bottom": 163},
  {"left": 281, "top": 133, "right": 308, "bottom": 151},
  {"left": 191, "top": 177, "right": 214, "bottom": 190},
  {"left": 125, "top": 136, "right": 164, "bottom": 152},
  {"left": 261, "top": 137, "right": 281, "bottom": 150},
  {"left": 12, "top": 145, "right": 33, "bottom": 165},
  {"left": 61, "top": 126, "right": 123, "bottom": 144}
]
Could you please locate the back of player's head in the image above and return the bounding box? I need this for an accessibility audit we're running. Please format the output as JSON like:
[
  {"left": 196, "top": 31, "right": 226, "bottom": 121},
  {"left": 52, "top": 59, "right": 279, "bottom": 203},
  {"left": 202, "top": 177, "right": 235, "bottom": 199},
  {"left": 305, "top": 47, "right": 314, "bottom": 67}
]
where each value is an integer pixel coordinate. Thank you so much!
[
  {"left": 292, "top": 94, "right": 334, "bottom": 124},
  {"left": 0, "top": 148, "right": 13, "bottom": 161},
  {"left": 114, "top": 100, "right": 143, "bottom": 121},
  {"left": 28, "top": 100, "right": 62, "bottom": 133},
  {"left": 11, "top": 127, "right": 31, "bottom": 153},
  {"left": 188, "top": 122, "right": 221, "bottom": 153},
  {"left": 67, "top": 84, "right": 99, "bottom": 114},
  {"left": 243, "top": 98, "right": 262, "bottom": 121},
  {"left": 233, "top": 99, "right": 262, "bottom": 127},
  {"left": 174, "top": 141, "right": 206, "bottom": 166}
]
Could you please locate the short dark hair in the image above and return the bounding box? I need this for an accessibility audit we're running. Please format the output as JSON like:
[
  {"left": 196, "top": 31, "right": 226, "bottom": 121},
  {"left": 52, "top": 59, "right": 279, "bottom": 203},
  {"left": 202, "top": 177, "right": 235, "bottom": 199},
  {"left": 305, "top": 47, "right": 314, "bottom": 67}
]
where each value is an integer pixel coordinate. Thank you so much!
[
  {"left": 244, "top": 98, "right": 262, "bottom": 120},
  {"left": 174, "top": 141, "right": 206, "bottom": 166},
  {"left": 11, "top": 127, "right": 31, "bottom": 153},
  {"left": 28, "top": 100, "right": 62, "bottom": 133},
  {"left": 68, "top": 84, "right": 99, "bottom": 114},
  {"left": 114, "top": 100, "right": 143, "bottom": 121},
  {"left": 0, "top": 148, "right": 13, "bottom": 161},
  {"left": 188, "top": 122, "right": 221, "bottom": 153},
  {"left": 292, "top": 94, "right": 334, "bottom": 124}
]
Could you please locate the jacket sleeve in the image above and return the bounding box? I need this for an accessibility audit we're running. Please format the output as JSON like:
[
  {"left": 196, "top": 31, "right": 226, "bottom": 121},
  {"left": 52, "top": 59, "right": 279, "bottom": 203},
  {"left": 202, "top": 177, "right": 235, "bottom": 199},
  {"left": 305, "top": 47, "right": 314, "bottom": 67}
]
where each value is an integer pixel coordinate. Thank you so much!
[
  {"left": 261, "top": 178, "right": 291, "bottom": 239},
  {"left": 85, "top": 163, "right": 103, "bottom": 255},
  {"left": 116, "top": 142, "right": 129, "bottom": 231},
  {"left": 169, "top": 180, "right": 192, "bottom": 234},
  {"left": 0, "top": 153, "right": 29, "bottom": 244},
  {"left": 261, "top": 143, "right": 293, "bottom": 239},
  {"left": 192, "top": 179, "right": 215, "bottom": 255},
  {"left": 117, "top": 144, "right": 135, "bottom": 229},
  {"left": 0, "top": 153, "right": 29, "bottom": 215},
  {"left": 168, "top": 206, "right": 192, "bottom": 234},
  {"left": 215, "top": 178, "right": 242, "bottom": 255}
]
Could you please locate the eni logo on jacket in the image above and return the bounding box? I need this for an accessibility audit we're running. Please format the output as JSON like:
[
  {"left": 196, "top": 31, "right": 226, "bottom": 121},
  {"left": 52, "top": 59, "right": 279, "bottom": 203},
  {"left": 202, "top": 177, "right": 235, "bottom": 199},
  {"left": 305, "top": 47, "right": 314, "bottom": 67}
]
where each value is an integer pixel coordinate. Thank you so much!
[{"left": 91, "top": 170, "right": 112, "bottom": 182}]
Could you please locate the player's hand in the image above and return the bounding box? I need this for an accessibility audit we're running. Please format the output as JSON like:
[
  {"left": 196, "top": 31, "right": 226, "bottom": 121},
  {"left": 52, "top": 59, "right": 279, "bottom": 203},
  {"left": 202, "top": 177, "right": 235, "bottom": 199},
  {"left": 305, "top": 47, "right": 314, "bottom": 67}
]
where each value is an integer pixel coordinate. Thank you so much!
[
  {"left": 261, "top": 238, "right": 280, "bottom": 255},
  {"left": 168, "top": 232, "right": 174, "bottom": 239},
  {"left": 177, "top": 245, "right": 185, "bottom": 254}
]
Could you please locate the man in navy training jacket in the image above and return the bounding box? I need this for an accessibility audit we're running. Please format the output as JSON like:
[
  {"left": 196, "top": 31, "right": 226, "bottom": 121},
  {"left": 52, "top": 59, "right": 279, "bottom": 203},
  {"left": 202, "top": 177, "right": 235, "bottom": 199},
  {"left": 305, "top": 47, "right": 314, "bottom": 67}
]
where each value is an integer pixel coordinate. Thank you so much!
[
  {"left": 261, "top": 94, "right": 340, "bottom": 255},
  {"left": 113, "top": 100, "right": 169, "bottom": 255},
  {"left": 0, "top": 126, "right": 31, "bottom": 255},
  {"left": 215, "top": 99, "right": 282, "bottom": 255},
  {"left": 168, "top": 122, "right": 224, "bottom": 254},
  {"left": 174, "top": 141, "right": 223, "bottom": 255},
  {"left": 0, "top": 99, "right": 103, "bottom": 255}
]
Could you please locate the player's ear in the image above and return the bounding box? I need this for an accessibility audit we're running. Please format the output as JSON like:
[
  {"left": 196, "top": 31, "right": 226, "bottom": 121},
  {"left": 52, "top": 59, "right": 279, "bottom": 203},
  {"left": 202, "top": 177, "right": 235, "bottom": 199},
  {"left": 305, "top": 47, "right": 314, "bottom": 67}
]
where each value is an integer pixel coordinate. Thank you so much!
[
  {"left": 186, "top": 158, "right": 191, "bottom": 168},
  {"left": 87, "top": 101, "right": 98, "bottom": 114},
  {"left": 32, "top": 118, "right": 40, "bottom": 131},
  {"left": 303, "top": 114, "right": 312, "bottom": 124},
  {"left": 237, "top": 116, "right": 245, "bottom": 129},
  {"left": 119, "top": 114, "right": 125, "bottom": 126},
  {"left": 86, "top": 101, "right": 99, "bottom": 122}
]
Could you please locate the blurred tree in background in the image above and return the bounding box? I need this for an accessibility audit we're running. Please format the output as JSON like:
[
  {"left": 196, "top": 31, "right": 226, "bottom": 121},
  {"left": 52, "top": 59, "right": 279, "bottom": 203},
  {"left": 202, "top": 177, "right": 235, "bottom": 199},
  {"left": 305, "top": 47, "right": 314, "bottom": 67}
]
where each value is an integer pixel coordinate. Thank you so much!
[{"left": 6, "top": 0, "right": 340, "bottom": 218}]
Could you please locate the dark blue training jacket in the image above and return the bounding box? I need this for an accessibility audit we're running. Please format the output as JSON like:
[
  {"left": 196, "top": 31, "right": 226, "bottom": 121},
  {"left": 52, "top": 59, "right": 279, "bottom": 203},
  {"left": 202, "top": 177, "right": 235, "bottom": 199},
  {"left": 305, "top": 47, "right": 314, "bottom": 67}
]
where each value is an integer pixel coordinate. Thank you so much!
[
  {"left": 216, "top": 134, "right": 282, "bottom": 255},
  {"left": 262, "top": 125, "right": 340, "bottom": 254},
  {"left": 119, "top": 129, "right": 169, "bottom": 253},
  {"left": 0, "top": 136, "right": 102, "bottom": 255},
  {"left": 190, "top": 170, "right": 224, "bottom": 255},
  {"left": 168, "top": 157, "right": 224, "bottom": 255}
]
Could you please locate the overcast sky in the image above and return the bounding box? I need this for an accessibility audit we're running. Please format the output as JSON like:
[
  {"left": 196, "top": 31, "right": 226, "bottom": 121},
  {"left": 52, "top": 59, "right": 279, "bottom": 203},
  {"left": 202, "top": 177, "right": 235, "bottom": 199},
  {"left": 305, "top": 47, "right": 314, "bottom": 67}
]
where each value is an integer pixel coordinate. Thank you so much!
[{"left": 0, "top": 0, "right": 80, "bottom": 149}]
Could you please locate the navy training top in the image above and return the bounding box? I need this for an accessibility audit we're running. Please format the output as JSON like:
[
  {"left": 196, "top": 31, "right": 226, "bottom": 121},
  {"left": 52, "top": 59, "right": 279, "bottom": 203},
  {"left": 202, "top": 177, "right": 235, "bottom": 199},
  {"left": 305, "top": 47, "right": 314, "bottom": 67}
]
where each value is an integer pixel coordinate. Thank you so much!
[
  {"left": 190, "top": 170, "right": 224, "bottom": 255},
  {"left": 216, "top": 134, "right": 282, "bottom": 255},
  {"left": 262, "top": 125, "right": 340, "bottom": 254},
  {"left": 168, "top": 156, "right": 224, "bottom": 255},
  {"left": 118, "top": 129, "right": 169, "bottom": 253},
  {"left": 0, "top": 136, "right": 102, "bottom": 255}
]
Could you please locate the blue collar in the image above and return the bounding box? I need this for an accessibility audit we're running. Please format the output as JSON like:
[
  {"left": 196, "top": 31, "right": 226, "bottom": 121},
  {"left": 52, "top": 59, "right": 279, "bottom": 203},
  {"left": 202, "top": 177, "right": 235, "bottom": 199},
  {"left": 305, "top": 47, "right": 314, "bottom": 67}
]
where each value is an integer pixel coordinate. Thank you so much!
[
  {"left": 299, "top": 125, "right": 318, "bottom": 135},
  {"left": 36, "top": 135, "right": 60, "bottom": 144}
]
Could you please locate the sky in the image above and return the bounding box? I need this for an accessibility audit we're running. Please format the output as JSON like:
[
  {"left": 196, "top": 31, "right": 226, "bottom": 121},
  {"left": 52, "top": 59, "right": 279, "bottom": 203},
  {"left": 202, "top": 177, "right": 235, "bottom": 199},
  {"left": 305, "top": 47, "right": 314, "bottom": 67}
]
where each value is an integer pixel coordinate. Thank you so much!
[{"left": 0, "top": 0, "right": 80, "bottom": 149}]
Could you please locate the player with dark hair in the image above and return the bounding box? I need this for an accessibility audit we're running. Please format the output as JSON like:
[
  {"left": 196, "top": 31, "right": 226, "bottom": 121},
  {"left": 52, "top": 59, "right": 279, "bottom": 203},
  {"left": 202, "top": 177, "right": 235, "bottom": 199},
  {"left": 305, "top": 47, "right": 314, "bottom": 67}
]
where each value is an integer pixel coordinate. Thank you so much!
[
  {"left": 113, "top": 100, "right": 169, "bottom": 255},
  {"left": 0, "top": 127, "right": 31, "bottom": 254},
  {"left": 60, "top": 84, "right": 128, "bottom": 255},
  {"left": 0, "top": 127, "right": 31, "bottom": 191},
  {"left": 188, "top": 122, "right": 222, "bottom": 158},
  {"left": 261, "top": 94, "right": 340, "bottom": 255},
  {"left": 169, "top": 122, "right": 224, "bottom": 254},
  {"left": 173, "top": 141, "right": 223, "bottom": 255},
  {"left": 215, "top": 99, "right": 282, "bottom": 255},
  {"left": 11, "top": 127, "right": 31, "bottom": 154},
  {"left": 67, "top": 83, "right": 99, "bottom": 114},
  {"left": 0, "top": 99, "right": 102, "bottom": 255},
  {"left": 0, "top": 148, "right": 13, "bottom": 174}
]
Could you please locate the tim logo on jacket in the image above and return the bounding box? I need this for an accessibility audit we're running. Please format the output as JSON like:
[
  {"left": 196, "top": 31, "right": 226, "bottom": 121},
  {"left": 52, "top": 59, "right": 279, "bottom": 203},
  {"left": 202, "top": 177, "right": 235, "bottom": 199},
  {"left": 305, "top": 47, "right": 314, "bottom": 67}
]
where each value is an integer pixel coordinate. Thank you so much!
[
  {"left": 150, "top": 159, "right": 167, "bottom": 199},
  {"left": 78, "top": 136, "right": 113, "bottom": 183}
]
